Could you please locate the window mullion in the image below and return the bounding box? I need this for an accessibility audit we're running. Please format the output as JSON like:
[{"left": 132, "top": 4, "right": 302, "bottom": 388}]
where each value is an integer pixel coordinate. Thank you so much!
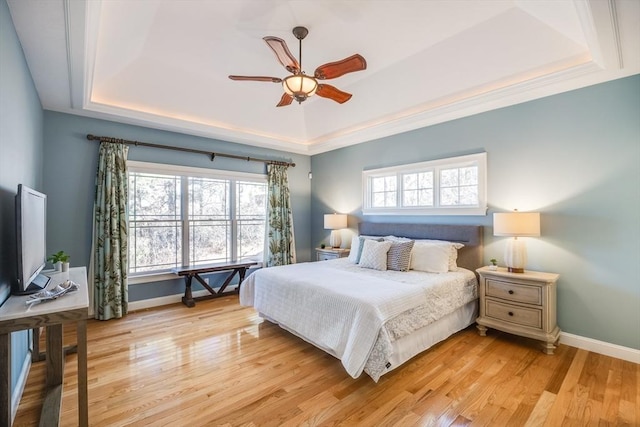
[
  {"left": 181, "top": 176, "right": 190, "bottom": 266},
  {"left": 434, "top": 166, "right": 441, "bottom": 208},
  {"left": 397, "top": 172, "right": 403, "bottom": 208},
  {"left": 230, "top": 180, "right": 237, "bottom": 262}
]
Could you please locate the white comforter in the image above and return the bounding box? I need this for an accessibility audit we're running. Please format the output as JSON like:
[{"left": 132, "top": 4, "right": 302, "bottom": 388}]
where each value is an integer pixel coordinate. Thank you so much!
[{"left": 240, "top": 259, "right": 477, "bottom": 381}]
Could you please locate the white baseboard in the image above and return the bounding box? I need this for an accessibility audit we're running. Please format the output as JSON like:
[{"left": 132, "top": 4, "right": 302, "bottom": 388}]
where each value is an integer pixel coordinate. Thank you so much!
[
  {"left": 129, "top": 294, "right": 639, "bottom": 364},
  {"left": 560, "top": 332, "right": 640, "bottom": 364},
  {"left": 128, "top": 287, "right": 237, "bottom": 312}
]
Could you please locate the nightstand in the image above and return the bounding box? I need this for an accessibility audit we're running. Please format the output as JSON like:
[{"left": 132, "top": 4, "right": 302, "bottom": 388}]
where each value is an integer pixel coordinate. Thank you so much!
[
  {"left": 316, "top": 247, "right": 350, "bottom": 261},
  {"left": 476, "top": 266, "right": 561, "bottom": 354}
]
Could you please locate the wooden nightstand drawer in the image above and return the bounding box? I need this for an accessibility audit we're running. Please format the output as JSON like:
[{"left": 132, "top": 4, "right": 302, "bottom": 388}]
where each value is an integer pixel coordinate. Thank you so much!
[
  {"left": 316, "top": 248, "right": 350, "bottom": 261},
  {"left": 318, "top": 252, "right": 338, "bottom": 261},
  {"left": 486, "top": 279, "right": 542, "bottom": 305},
  {"left": 485, "top": 299, "right": 542, "bottom": 329}
]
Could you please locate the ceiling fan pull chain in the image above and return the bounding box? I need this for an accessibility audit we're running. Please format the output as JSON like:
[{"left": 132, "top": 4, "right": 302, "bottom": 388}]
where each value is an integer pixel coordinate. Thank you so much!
[{"left": 298, "top": 37, "right": 303, "bottom": 73}]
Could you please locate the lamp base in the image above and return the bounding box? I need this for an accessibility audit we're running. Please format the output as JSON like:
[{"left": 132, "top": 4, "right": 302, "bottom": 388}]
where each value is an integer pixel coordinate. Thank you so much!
[
  {"left": 329, "top": 230, "right": 342, "bottom": 249},
  {"left": 504, "top": 238, "right": 527, "bottom": 274}
]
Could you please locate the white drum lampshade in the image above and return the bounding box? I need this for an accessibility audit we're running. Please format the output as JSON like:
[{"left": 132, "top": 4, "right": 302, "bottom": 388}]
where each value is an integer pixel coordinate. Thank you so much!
[
  {"left": 493, "top": 211, "right": 540, "bottom": 273},
  {"left": 324, "top": 213, "right": 347, "bottom": 248}
]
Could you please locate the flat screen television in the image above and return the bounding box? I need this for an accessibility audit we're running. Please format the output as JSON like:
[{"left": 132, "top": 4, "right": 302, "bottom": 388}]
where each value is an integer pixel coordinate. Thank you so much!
[{"left": 15, "top": 184, "right": 50, "bottom": 295}]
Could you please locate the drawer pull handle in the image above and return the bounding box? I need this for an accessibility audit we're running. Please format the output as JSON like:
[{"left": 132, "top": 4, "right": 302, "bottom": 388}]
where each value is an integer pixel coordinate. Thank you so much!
[
  {"left": 508, "top": 290, "right": 514, "bottom": 295},
  {"left": 508, "top": 311, "right": 514, "bottom": 316}
]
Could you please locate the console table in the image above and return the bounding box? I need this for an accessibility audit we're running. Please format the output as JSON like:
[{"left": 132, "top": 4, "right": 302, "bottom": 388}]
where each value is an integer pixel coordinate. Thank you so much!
[
  {"left": 0, "top": 267, "right": 89, "bottom": 427},
  {"left": 172, "top": 261, "right": 259, "bottom": 307}
]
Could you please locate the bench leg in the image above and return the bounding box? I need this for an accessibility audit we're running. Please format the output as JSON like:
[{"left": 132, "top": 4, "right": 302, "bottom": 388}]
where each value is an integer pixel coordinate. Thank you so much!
[
  {"left": 181, "top": 276, "right": 196, "bottom": 307},
  {"left": 237, "top": 267, "right": 248, "bottom": 292}
]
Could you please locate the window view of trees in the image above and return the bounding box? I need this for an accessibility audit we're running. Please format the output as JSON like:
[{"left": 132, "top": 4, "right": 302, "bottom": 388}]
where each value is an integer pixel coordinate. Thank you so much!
[
  {"left": 129, "top": 173, "right": 182, "bottom": 273},
  {"left": 403, "top": 171, "right": 434, "bottom": 207},
  {"left": 129, "top": 167, "right": 266, "bottom": 275},
  {"left": 440, "top": 166, "right": 478, "bottom": 206},
  {"left": 371, "top": 176, "right": 397, "bottom": 207}
]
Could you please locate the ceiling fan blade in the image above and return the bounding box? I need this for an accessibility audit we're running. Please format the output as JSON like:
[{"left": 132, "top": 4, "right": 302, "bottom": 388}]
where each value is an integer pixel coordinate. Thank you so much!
[
  {"left": 316, "top": 84, "right": 352, "bottom": 104},
  {"left": 229, "top": 75, "right": 282, "bottom": 83},
  {"left": 314, "top": 54, "right": 367, "bottom": 80},
  {"left": 276, "top": 93, "right": 294, "bottom": 107},
  {"left": 263, "top": 36, "right": 300, "bottom": 74}
]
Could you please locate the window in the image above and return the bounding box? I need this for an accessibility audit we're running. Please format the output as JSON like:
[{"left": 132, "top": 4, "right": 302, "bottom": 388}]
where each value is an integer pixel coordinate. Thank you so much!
[
  {"left": 362, "top": 153, "right": 487, "bottom": 215},
  {"left": 127, "top": 161, "right": 267, "bottom": 276}
]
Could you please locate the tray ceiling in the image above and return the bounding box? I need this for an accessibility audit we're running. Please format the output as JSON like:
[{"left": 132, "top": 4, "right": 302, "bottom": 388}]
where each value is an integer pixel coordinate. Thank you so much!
[{"left": 7, "top": 0, "right": 640, "bottom": 154}]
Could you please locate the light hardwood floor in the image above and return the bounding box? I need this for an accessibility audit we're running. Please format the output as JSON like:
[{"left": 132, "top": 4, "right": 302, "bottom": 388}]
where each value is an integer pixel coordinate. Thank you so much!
[{"left": 13, "top": 295, "right": 639, "bottom": 426}]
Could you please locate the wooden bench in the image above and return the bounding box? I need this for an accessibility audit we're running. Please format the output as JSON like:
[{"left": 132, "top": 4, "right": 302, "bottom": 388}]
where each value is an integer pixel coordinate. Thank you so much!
[{"left": 171, "top": 261, "right": 259, "bottom": 307}]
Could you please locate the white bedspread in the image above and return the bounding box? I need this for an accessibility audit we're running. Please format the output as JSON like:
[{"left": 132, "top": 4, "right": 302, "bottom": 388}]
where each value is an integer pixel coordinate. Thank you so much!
[{"left": 240, "top": 259, "right": 477, "bottom": 380}]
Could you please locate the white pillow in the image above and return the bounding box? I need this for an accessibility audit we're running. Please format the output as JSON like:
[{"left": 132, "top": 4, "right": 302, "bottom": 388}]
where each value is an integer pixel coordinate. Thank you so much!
[
  {"left": 358, "top": 240, "right": 392, "bottom": 271},
  {"left": 348, "top": 235, "right": 383, "bottom": 264},
  {"left": 410, "top": 241, "right": 450, "bottom": 273},
  {"left": 411, "top": 239, "right": 463, "bottom": 271}
]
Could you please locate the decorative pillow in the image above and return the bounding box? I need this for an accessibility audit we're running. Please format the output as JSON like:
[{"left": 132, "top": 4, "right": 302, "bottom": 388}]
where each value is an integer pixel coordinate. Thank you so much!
[
  {"left": 347, "top": 236, "right": 360, "bottom": 263},
  {"left": 358, "top": 240, "right": 392, "bottom": 271},
  {"left": 409, "top": 241, "right": 452, "bottom": 273},
  {"left": 411, "top": 239, "right": 464, "bottom": 271},
  {"left": 386, "top": 239, "right": 415, "bottom": 271},
  {"left": 348, "top": 235, "right": 384, "bottom": 264}
]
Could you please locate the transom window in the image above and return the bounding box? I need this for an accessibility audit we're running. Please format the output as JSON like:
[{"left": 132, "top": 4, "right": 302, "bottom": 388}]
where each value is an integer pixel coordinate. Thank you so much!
[
  {"left": 362, "top": 153, "right": 487, "bottom": 215},
  {"left": 127, "top": 161, "right": 267, "bottom": 276}
]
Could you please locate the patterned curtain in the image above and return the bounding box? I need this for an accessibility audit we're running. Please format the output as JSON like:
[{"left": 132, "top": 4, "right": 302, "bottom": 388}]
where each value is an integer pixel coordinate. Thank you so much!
[
  {"left": 266, "top": 164, "right": 296, "bottom": 266},
  {"left": 92, "top": 142, "right": 129, "bottom": 320}
]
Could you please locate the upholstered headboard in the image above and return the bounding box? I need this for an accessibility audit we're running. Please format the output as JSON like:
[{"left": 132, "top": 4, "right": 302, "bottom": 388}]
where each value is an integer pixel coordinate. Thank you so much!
[{"left": 358, "top": 222, "right": 484, "bottom": 272}]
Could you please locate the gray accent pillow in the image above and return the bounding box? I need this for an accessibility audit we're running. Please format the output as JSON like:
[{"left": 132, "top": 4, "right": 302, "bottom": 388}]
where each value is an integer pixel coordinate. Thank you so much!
[{"left": 386, "top": 239, "right": 415, "bottom": 272}]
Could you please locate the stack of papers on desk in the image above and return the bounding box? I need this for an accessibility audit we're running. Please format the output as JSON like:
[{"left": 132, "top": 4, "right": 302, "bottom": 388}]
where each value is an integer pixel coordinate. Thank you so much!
[{"left": 26, "top": 280, "right": 79, "bottom": 305}]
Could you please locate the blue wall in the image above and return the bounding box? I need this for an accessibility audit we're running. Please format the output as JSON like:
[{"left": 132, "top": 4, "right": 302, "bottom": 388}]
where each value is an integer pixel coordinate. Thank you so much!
[
  {"left": 0, "top": 0, "right": 44, "bottom": 409},
  {"left": 311, "top": 75, "right": 640, "bottom": 350},
  {"left": 42, "top": 111, "right": 312, "bottom": 302}
]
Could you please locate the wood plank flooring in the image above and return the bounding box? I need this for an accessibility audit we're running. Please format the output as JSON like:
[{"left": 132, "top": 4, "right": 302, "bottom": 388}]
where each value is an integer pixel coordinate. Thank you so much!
[{"left": 12, "top": 296, "right": 639, "bottom": 426}]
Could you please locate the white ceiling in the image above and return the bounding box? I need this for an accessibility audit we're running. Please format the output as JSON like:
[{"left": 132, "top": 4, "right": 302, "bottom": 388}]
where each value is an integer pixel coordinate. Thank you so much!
[{"left": 7, "top": 0, "right": 640, "bottom": 155}]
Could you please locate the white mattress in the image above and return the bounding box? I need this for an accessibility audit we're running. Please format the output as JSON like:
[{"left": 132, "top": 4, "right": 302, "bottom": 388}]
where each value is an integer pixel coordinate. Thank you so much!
[{"left": 240, "top": 258, "right": 478, "bottom": 381}]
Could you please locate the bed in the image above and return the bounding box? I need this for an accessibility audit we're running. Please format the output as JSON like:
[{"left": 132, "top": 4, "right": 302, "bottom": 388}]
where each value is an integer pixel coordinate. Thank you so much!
[{"left": 240, "top": 223, "right": 483, "bottom": 381}]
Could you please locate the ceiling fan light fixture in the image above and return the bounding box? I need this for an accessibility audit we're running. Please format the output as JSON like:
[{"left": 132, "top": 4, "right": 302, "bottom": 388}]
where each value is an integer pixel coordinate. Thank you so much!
[
  {"left": 283, "top": 74, "right": 318, "bottom": 103},
  {"left": 230, "top": 26, "right": 365, "bottom": 106}
]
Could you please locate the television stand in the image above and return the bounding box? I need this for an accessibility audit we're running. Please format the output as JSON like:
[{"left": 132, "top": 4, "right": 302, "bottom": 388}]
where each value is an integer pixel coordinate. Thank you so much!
[{"left": 0, "top": 267, "right": 89, "bottom": 426}]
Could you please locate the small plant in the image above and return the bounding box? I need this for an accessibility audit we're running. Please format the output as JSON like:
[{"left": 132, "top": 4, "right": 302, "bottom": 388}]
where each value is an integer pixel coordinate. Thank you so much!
[
  {"left": 489, "top": 258, "right": 498, "bottom": 266},
  {"left": 320, "top": 243, "right": 326, "bottom": 249},
  {"left": 48, "top": 250, "right": 70, "bottom": 264}
]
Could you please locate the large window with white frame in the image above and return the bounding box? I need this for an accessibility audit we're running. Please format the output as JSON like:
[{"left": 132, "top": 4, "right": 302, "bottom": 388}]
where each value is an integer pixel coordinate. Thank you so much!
[
  {"left": 362, "top": 153, "right": 487, "bottom": 215},
  {"left": 127, "top": 161, "right": 267, "bottom": 276}
]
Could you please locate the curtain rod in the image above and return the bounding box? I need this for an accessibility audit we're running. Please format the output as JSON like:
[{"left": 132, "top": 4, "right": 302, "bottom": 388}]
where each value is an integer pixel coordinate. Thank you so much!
[{"left": 86, "top": 134, "right": 296, "bottom": 167}]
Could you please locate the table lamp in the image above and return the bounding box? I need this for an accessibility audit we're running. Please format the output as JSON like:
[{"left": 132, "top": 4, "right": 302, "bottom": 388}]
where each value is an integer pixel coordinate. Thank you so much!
[
  {"left": 493, "top": 210, "right": 540, "bottom": 273},
  {"left": 324, "top": 213, "right": 347, "bottom": 248}
]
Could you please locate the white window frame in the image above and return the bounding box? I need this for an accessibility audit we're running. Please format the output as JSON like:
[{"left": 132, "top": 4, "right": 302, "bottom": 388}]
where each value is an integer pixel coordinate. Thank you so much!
[
  {"left": 362, "top": 153, "right": 487, "bottom": 216},
  {"left": 127, "top": 161, "right": 267, "bottom": 284}
]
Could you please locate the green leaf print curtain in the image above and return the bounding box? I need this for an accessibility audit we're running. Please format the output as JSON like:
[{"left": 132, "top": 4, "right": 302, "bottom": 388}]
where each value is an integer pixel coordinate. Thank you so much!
[
  {"left": 93, "top": 142, "right": 129, "bottom": 320},
  {"left": 266, "top": 164, "right": 296, "bottom": 267}
]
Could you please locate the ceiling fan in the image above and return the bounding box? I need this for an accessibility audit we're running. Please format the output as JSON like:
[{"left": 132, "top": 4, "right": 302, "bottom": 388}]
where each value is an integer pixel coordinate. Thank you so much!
[{"left": 229, "top": 26, "right": 367, "bottom": 107}]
